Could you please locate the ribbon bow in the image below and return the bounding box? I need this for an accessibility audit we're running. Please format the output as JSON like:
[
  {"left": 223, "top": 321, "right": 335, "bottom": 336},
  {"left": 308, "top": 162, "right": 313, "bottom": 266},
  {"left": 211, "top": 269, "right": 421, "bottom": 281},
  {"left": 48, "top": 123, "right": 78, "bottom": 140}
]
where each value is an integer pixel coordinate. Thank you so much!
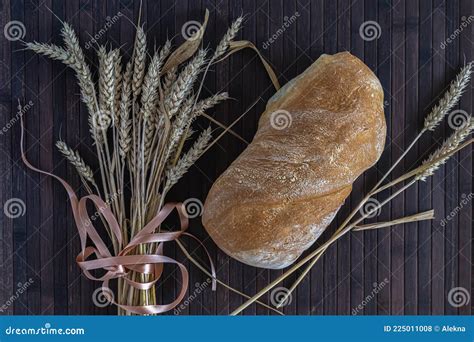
[{"left": 20, "top": 118, "right": 216, "bottom": 315}]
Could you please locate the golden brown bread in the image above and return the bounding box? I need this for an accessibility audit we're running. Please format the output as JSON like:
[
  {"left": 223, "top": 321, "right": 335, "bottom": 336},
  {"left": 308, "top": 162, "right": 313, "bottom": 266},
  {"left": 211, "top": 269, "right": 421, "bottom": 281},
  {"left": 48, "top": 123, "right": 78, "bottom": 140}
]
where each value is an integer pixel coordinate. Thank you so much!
[{"left": 202, "top": 52, "right": 386, "bottom": 269}]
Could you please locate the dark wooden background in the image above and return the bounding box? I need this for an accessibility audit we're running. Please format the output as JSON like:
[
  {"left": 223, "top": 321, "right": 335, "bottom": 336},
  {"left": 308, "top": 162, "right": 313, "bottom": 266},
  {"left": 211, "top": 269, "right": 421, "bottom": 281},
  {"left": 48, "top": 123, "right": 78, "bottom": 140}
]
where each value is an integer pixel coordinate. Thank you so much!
[{"left": 0, "top": 0, "right": 472, "bottom": 315}]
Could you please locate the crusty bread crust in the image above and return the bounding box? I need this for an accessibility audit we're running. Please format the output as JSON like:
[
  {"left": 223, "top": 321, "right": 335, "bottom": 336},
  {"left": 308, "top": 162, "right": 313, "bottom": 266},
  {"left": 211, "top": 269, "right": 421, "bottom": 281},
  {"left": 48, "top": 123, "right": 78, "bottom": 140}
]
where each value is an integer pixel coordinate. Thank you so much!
[{"left": 203, "top": 52, "right": 386, "bottom": 269}]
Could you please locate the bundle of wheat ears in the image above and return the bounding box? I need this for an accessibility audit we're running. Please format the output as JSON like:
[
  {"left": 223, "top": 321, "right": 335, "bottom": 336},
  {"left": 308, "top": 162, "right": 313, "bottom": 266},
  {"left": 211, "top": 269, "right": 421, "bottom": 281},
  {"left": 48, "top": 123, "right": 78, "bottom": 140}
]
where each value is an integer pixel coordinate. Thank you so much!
[
  {"left": 23, "top": 9, "right": 473, "bottom": 316},
  {"left": 24, "top": 11, "right": 260, "bottom": 314}
]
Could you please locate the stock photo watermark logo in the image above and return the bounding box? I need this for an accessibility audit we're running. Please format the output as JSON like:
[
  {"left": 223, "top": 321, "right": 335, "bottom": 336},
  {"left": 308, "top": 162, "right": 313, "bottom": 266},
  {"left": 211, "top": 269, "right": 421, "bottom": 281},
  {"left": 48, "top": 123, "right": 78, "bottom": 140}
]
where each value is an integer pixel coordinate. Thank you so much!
[
  {"left": 181, "top": 21, "right": 203, "bottom": 41},
  {"left": 262, "top": 12, "right": 300, "bottom": 50},
  {"left": 92, "top": 286, "right": 115, "bottom": 308},
  {"left": 359, "top": 21, "right": 381, "bottom": 41},
  {"left": 440, "top": 192, "right": 473, "bottom": 227},
  {"left": 5, "top": 322, "right": 85, "bottom": 336},
  {"left": 174, "top": 278, "right": 212, "bottom": 314},
  {"left": 183, "top": 198, "right": 204, "bottom": 219},
  {"left": 3, "top": 198, "right": 26, "bottom": 219},
  {"left": 440, "top": 15, "right": 474, "bottom": 50},
  {"left": 447, "top": 287, "right": 470, "bottom": 308},
  {"left": 359, "top": 198, "right": 381, "bottom": 218},
  {"left": 0, "top": 278, "right": 34, "bottom": 313},
  {"left": 1, "top": 100, "right": 34, "bottom": 136},
  {"left": 85, "top": 190, "right": 122, "bottom": 227},
  {"left": 4, "top": 20, "right": 26, "bottom": 41},
  {"left": 270, "top": 287, "right": 292, "bottom": 307},
  {"left": 447, "top": 109, "right": 470, "bottom": 130},
  {"left": 352, "top": 278, "right": 389, "bottom": 315},
  {"left": 84, "top": 12, "right": 123, "bottom": 49},
  {"left": 91, "top": 110, "right": 113, "bottom": 130},
  {"left": 270, "top": 109, "right": 292, "bottom": 130}
]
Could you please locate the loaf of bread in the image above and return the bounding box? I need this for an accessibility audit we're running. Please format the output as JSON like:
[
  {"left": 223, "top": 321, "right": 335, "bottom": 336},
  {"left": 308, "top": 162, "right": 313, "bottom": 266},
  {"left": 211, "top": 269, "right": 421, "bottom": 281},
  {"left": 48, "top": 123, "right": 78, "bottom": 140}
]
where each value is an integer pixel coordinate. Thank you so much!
[{"left": 202, "top": 52, "right": 386, "bottom": 269}]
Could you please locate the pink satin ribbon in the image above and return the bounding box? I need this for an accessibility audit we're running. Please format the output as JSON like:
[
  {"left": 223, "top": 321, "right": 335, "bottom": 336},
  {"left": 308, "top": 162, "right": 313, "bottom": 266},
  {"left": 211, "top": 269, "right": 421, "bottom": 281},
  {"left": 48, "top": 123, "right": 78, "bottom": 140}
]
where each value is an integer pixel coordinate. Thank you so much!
[{"left": 20, "top": 117, "right": 216, "bottom": 315}]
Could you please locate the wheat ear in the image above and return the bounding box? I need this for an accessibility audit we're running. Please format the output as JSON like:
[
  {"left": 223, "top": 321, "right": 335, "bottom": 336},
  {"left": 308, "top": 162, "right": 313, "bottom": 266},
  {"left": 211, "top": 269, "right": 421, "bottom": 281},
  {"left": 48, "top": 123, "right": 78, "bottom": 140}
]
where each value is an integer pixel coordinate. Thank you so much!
[
  {"left": 132, "top": 26, "right": 147, "bottom": 100},
  {"left": 424, "top": 62, "right": 473, "bottom": 131},
  {"left": 163, "top": 127, "right": 212, "bottom": 194},
  {"left": 165, "top": 49, "right": 207, "bottom": 118},
  {"left": 213, "top": 16, "right": 243, "bottom": 59},
  {"left": 194, "top": 92, "right": 229, "bottom": 116},
  {"left": 417, "top": 116, "right": 474, "bottom": 180},
  {"left": 24, "top": 42, "right": 73, "bottom": 63},
  {"left": 118, "top": 73, "right": 132, "bottom": 159},
  {"left": 56, "top": 141, "right": 96, "bottom": 185},
  {"left": 98, "top": 46, "right": 116, "bottom": 114}
]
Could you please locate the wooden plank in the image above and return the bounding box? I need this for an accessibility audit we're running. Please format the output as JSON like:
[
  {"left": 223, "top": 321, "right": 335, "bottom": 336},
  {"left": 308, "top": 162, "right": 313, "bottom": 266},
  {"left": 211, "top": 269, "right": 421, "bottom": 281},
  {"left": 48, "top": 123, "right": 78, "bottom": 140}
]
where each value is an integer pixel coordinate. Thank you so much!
[
  {"left": 51, "top": 0, "right": 68, "bottom": 315},
  {"left": 458, "top": 0, "right": 473, "bottom": 316},
  {"left": 36, "top": 0, "right": 55, "bottom": 315},
  {"left": 403, "top": 0, "right": 419, "bottom": 315},
  {"left": 390, "top": 0, "right": 405, "bottom": 315},
  {"left": 62, "top": 0, "right": 82, "bottom": 316},
  {"left": 0, "top": 0, "right": 14, "bottom": 316},
  {"left": 376, "top": 0, "right": 393, "bottom": 316},
  {"left": 417, "top": 0, "right": 433, "bottom": 315},
  {"left": 431, "top": 0, "right": 447, "bottom": 315},
  {"left": 24, "top": 0, "right": 41, "bottom": 315},
  {"left": 444, "top": 0, "right": 460, "bottom": 316},
  {"left": 10, "top": 0, "right": 28, "bottom": 315},
  {"left": 77, "top": 0, "right": 94, "bottom": 315}
]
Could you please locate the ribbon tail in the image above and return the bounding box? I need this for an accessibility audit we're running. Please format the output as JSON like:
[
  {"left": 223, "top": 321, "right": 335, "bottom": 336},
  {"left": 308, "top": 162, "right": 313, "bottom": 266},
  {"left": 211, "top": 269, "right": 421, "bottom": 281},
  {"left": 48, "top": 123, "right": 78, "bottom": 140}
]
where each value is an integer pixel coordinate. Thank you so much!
[{"left": 20, "top": 113, "right": 87, "bottom": 248}]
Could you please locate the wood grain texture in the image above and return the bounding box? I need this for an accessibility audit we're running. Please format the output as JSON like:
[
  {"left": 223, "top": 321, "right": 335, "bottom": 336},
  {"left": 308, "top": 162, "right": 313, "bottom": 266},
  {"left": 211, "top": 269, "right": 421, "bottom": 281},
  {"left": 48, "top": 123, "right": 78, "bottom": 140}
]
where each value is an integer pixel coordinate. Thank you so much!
[{"left": 0, "top": 0, "right": 472, "bottom": 315}]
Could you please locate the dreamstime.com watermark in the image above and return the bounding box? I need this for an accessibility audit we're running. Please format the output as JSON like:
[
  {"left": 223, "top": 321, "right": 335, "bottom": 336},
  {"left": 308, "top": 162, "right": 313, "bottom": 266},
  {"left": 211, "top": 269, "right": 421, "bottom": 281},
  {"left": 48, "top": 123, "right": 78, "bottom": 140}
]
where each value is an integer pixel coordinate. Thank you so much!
[
  {"left": 440, "top": 192, "right": 473, "bottom": 227},
  {"left": 440, "top": 15, "right": 474, "bottom": 49},
  {"left": 92, "top": 286, "right": 115, "bottom": 308},
  {"left": 84, "top": 12, "right": 123, "bottom": 49},
  {"left": 3, "top": 198, "right": 26, "bottom": 219},
  {"left": 352, "top": 278, "right": 389, "bottom": 315},
  {"left": 262, "top": 12, "right": 300, "bottom": 49},
  {"left": 181, "top": 21, "right": 203, "bottom": 41},
  {"left": 269, "top": 109, "right": 292, "bottom": 130},
  {"left": 84, "top": 190, "right": 122, "bottom": 228},
  {"left": 174, "top": 278, "right": 212, "bottom": 314},
  {"left": 0, "top": 278, "right": 34, "bottom": 312},
  {"left": 4, "top": 20, "right": 26, "bottom": 41},
  {"left": 359, "top": 21, "right": 381, "bottom": 41},
  {"left": 183, "top": 198, "right": 204, "bottom": 219},
  {"left": 4, "top": 323, "right": 85, "bottom": 336},
  {"left": 270, "top": 287, "right": 293, "bottom": 307},
  {"left": 447, "top": 287, "right": 470, "bottom": 308},
  {"left": 0, "top": 100, "right": 34, "bottom": 136}
]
